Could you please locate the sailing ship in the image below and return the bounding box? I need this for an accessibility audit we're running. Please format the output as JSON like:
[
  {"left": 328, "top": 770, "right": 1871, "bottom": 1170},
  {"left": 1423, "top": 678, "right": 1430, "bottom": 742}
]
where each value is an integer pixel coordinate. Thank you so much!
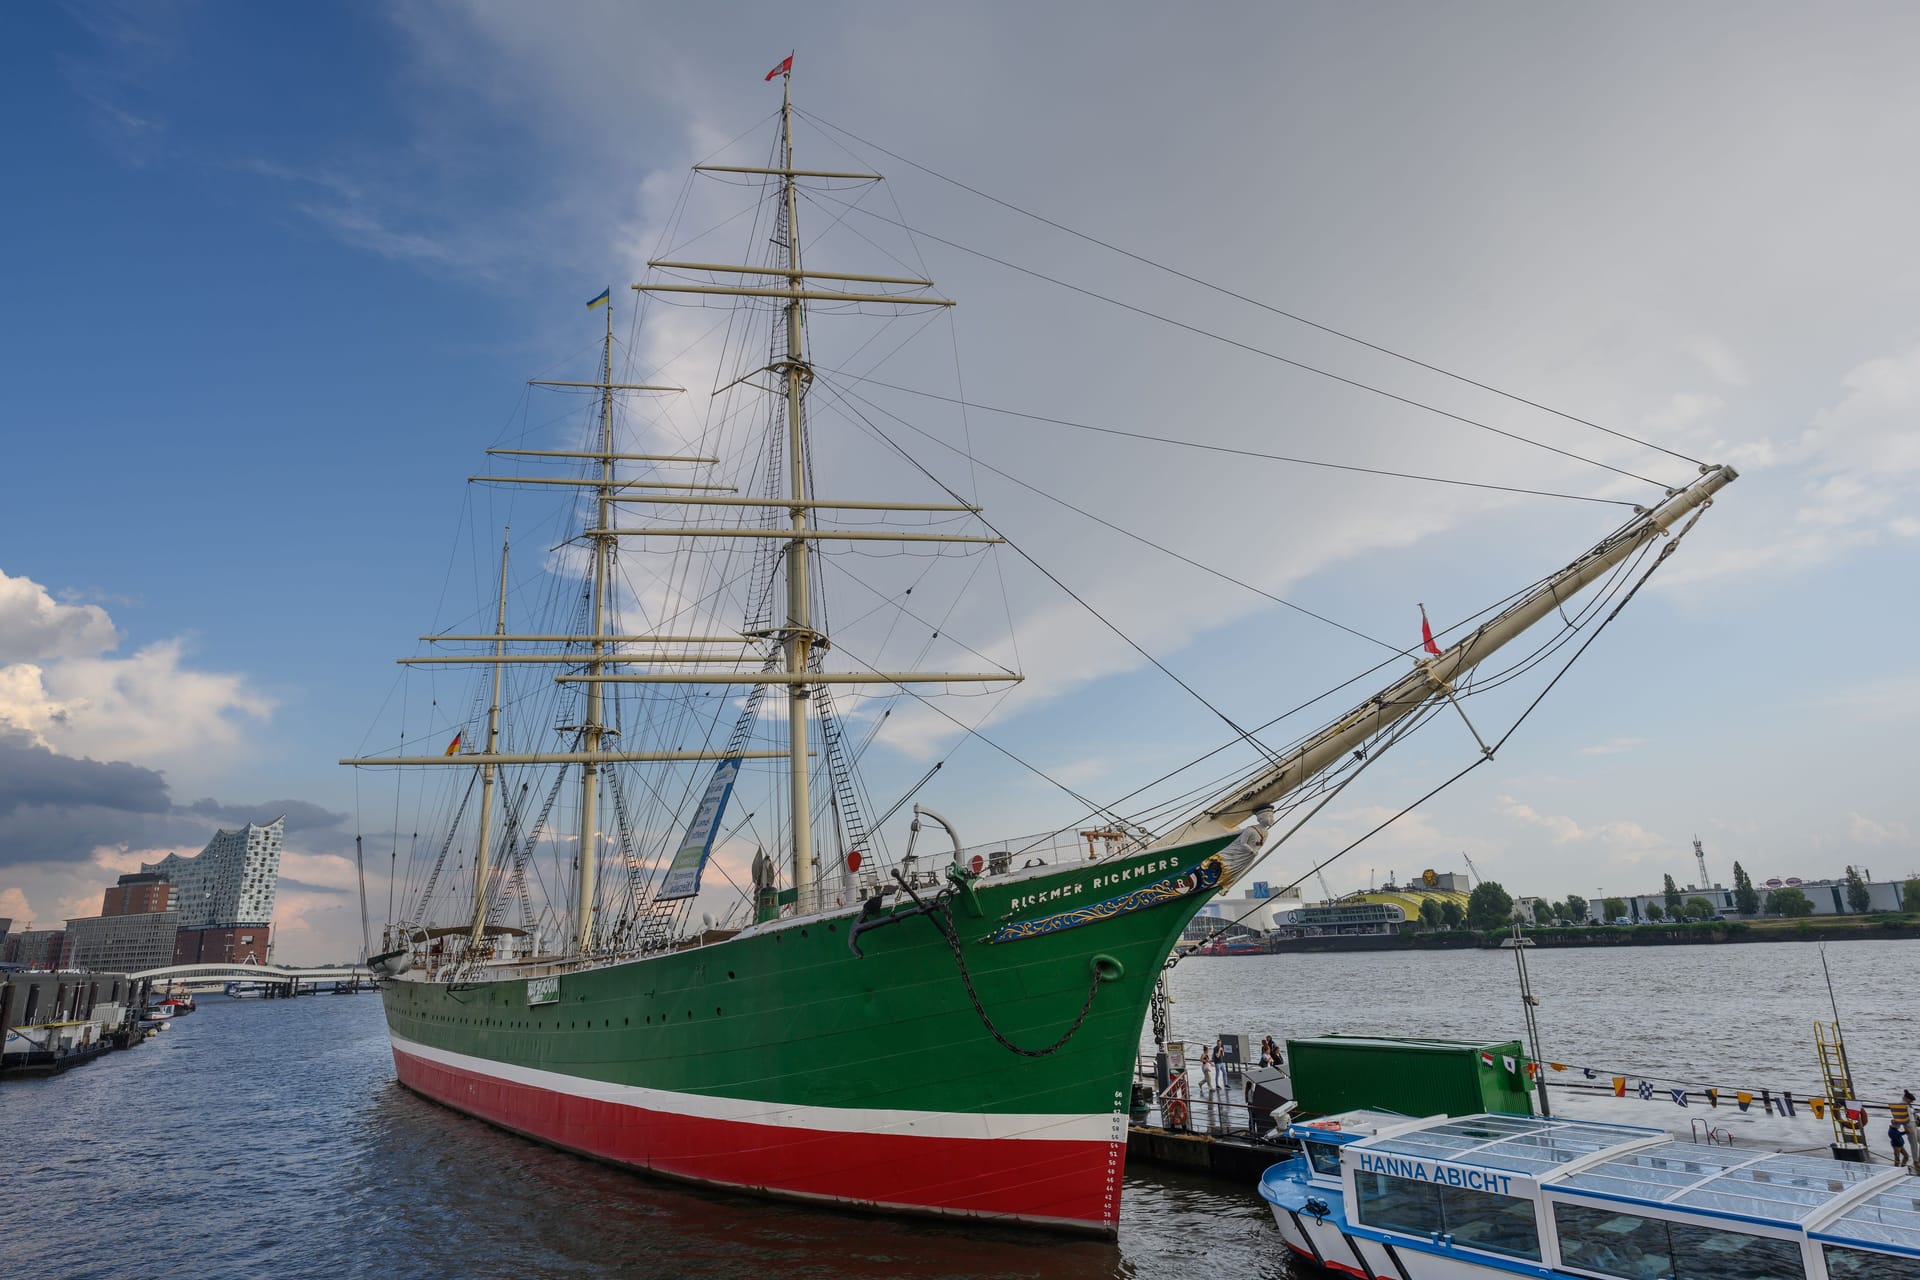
[{"left": 343, "top": 70, "right": 1736, "bottom": 1236}]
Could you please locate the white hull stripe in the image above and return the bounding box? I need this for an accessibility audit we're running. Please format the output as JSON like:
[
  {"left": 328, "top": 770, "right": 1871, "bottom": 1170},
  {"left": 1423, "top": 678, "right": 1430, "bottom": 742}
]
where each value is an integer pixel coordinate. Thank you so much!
[{"left": 390, "top": 1032, "right": 1117, "bottom": 1145}]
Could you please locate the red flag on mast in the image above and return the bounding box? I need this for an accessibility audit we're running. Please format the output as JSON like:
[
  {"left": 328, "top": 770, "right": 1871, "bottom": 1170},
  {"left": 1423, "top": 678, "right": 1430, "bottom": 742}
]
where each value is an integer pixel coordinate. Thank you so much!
[
  {"left": 765, "top": 54, "right": 793, "bottom": 81},
  {"left": 1419, "top": 604, "right": 1442, "bottom": 657}
]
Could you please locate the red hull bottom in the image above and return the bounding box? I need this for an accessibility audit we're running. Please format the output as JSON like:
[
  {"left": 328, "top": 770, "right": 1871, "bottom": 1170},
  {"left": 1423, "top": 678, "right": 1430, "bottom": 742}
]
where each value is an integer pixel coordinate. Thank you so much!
[{"left": 392, "top": 1045, "right": 1122, "bottom": 1234}]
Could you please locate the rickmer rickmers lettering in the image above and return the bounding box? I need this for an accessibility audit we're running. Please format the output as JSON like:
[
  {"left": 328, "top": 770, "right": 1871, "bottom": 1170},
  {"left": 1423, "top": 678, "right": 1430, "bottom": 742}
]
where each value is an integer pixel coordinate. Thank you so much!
[{"left": 344, "top": 65, "right": 1734, "bottom": 1240}]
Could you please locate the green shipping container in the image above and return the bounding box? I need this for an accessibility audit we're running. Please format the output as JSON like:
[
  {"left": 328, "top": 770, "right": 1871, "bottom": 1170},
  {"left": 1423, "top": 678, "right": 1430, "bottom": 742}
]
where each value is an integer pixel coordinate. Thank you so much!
[{"left": 1286, "top": 1035, "right": 1534, "bottom": 1119}]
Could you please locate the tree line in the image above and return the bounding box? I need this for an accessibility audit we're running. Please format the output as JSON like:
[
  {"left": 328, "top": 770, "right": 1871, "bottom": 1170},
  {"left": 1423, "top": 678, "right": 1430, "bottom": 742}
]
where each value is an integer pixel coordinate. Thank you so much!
[{"left": 1404, "top": 862, "right": 1920, "bottom": 934}]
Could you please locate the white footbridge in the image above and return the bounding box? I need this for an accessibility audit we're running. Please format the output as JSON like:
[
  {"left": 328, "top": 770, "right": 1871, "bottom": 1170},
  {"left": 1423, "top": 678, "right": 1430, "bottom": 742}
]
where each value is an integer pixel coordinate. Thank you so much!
[{"left": 130, "top": 963, "right": 375, "bottom": 985}]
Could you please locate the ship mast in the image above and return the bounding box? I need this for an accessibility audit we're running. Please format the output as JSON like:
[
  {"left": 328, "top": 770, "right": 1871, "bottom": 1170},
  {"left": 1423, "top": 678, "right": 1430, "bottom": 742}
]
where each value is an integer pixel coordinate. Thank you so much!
[
  {"left": 467, "top": 530, "right": 510, "bottom": 953},
  {"left": 617, "top": 66, "right": 1014, "bottom": 920},
  {"left": 776, "top": 74, "right": 818, "bottom": 914},
  {"left": 575, "top": 299, "right": 615, "bottom": 953},
  {"left": 349, "top": 73, "right": 1025, "bottom": 944}
]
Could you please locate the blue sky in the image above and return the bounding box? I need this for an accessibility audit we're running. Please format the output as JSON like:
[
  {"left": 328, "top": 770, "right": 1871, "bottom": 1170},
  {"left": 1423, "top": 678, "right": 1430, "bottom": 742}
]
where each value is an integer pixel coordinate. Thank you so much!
[{"left": 4, "top": 2, "right": 1918, "bottom": 960}]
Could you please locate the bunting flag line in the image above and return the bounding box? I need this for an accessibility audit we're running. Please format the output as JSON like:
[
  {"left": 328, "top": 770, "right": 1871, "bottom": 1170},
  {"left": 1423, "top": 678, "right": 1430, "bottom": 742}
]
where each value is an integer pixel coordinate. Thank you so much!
[{"left": 1520, "top": 1055, "right": 1907, "bottom": 1122}]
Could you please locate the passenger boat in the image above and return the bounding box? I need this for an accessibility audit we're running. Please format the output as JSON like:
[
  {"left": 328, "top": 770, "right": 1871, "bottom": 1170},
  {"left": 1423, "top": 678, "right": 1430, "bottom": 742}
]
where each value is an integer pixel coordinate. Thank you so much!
[
  {"left": 1262, "top": 1110, "right": 1920, "bottom": 1278},
  {"left": 340, "top": 66, "right": 1738, "bottom": 1236}
]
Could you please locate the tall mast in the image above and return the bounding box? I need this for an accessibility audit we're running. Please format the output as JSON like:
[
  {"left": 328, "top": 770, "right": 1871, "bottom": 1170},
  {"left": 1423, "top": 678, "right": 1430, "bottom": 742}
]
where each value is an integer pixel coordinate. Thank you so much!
[
  {"left": 468, "top": 529, "right": 510, "bottom": 952},
  {"left": 575, "top": 298, "right": 615, "bottom": 953},
  {"left": 606, "top": 74, "right": 1015, "bottom": 922},
  {"left": 776, "top": 70, "right": 817, "bottom": 914}
]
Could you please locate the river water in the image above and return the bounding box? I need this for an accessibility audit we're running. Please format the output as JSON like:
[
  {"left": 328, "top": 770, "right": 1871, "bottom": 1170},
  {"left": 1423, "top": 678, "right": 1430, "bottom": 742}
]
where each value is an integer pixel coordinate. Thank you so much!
[{"left": 1, "top": 940, "right": 1913, "bottom": 1279}]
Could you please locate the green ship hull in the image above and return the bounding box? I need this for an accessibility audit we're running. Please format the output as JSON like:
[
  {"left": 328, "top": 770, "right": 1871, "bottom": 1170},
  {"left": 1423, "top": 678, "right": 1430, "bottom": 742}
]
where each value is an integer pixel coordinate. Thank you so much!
[{"left": 383, "top": 835, "right": 1235, "bottom": 1235}]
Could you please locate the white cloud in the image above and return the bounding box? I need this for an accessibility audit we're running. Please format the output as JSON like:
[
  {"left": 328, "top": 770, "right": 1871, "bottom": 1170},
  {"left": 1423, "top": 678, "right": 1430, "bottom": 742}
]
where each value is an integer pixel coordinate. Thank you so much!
[
  {"left": 1498, "top": 794, "right": 1664, "bottom": 857},
  {"left": 1665, "top": 342, "right": 1920, "bottom": 585},
  {"left": 0, "top": 567, "right": 117, "bottom": 662},
  {"left": 1, "top": 638, "right": 271, "bottom": 769},
  {"left": 0, "top": 566, "right": 272, "bottom": 782},
  {"left": 1847, "top": 813, "right": 1910, "bottom": 847},
  {"left": 0, "top": 886, "right": 34, "bottom": 926},
  {"left": 279, "top": 850, "right": 362, "bottom": 892}
]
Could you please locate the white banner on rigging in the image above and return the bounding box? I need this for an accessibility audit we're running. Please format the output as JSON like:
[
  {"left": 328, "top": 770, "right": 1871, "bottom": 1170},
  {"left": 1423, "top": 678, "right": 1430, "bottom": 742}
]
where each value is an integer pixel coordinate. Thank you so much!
[{"left": 658, "top": 758, "right": 741, "bottom": 901}]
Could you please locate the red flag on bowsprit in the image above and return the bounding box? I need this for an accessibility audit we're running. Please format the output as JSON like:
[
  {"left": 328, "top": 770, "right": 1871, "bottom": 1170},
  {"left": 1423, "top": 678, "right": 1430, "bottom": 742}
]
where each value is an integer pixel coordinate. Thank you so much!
[
  {"left": 1419, "top": 604, "right": 1442, "bottom": 657},
  {"left": 766, "top": 55, "right": 793, "bottom": 81}
]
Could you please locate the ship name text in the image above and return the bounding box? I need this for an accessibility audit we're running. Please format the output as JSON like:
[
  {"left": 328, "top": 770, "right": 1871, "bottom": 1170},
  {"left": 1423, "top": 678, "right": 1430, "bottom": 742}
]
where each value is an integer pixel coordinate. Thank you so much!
[
  {"left": 1007, "top": 855, "right": 1181, "bottom": 912},
  {"left": 1355, "top": 1152, "right": 1516, "bottom": 1196}
]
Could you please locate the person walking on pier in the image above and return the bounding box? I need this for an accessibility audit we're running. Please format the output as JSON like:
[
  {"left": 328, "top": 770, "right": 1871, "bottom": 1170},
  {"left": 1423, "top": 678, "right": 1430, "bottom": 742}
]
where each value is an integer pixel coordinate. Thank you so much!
[{"left": 1197, "top": 1046, "right": 1213, "bottom": 1092}]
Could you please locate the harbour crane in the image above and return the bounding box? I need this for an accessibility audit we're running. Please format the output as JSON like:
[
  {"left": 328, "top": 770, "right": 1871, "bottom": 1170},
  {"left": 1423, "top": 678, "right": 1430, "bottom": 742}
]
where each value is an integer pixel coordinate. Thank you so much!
[{"left": 1462, "top": 853, "right": 1482, "bottom": 888}]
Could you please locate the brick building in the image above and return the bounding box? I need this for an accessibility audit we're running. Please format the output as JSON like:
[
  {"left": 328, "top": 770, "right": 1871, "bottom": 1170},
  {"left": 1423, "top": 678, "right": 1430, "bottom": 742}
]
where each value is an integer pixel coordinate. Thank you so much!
[
  {"left": 173, "top": 924, "right": 272, "bottom": 966},
  {"left": 101, "top": 872, "right": 177, "bottom": 917}
]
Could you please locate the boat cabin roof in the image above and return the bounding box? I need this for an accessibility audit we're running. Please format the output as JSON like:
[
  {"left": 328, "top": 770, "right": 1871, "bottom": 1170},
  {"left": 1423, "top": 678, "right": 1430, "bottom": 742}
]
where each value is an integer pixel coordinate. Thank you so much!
[
  {"left": 1810, "top": 1180, "right": 1920, "bottom": 1258},
  {"left": 1351, "top": 1112, "right": 1666, "bottom": 1180},
  {"left": 1348, "top": 1113, "right": 1919, "bottom": 1251},
  {"left": 1558, "top": 1140, "right": 1883, "bottom": 1224}
]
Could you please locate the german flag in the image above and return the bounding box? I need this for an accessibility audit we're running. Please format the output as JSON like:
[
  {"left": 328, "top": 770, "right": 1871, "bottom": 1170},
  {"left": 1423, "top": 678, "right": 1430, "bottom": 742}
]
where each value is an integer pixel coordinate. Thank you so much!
[{"left": 444, "top": 731, "right": 463, "bottom": 756}]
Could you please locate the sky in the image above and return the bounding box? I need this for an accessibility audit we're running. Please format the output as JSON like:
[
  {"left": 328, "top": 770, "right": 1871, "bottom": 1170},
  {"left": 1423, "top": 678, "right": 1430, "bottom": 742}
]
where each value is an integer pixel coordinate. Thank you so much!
[{"left": 2, "top": 1, "right": 1917, "bottom": 963}]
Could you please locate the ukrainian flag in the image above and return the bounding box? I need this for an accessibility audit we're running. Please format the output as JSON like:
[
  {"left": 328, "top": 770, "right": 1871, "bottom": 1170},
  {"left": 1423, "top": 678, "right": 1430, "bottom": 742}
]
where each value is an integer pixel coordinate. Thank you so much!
[{"left": 587, "top": 288, "right": 611, "bottom": 310}]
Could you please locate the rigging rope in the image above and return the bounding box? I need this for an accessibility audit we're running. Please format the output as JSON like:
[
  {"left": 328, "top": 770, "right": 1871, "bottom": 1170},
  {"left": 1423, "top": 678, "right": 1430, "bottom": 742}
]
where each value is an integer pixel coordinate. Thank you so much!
[
  {"left": 796, "top": 108, "right": 1710, "bottom": 472},
  {"left": 818, "top": 367, "right": 1640, "bottom": 509},
  {"left": 800, "top": 186, "right": 1677, "bottom": 490},
  {"left": 820, "top": 374, "right": 1404, "bottom": 656},
  {"left": 817, "top": 383, "right": 1288, "bottom": 766}
]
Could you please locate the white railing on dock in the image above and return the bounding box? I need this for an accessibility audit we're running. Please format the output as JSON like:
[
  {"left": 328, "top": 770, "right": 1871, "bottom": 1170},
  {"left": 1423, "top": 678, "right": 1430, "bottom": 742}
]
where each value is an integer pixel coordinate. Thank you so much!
[{"left": 1133, "top": 1052, "right": 1288, "bottom": 1140}]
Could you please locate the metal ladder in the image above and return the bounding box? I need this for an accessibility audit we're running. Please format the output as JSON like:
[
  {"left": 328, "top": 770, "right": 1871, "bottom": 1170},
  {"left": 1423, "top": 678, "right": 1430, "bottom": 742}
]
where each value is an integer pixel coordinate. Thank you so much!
[
  {"left": 1815, "top": 1021, "right": 1865, "bottom": 1148},
  {"left": 814, "top": 682, "right": 871, "bottom": 871}
]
